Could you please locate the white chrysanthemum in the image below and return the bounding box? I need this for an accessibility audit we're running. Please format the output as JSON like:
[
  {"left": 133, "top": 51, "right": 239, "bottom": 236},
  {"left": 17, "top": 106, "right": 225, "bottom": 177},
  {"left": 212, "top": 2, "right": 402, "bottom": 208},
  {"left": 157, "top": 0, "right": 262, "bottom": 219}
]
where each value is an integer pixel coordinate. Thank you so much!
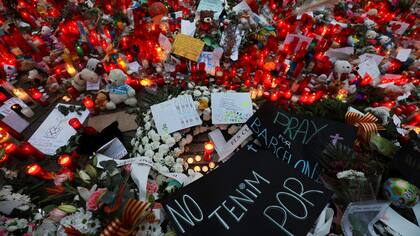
[
  {"left": 143, "top": 143, "right": 152, "bottom": 151},
  {"left": 144, "top": 122, "right": 151, "bottom": 131},
  {"left": 164, "top": 137, "right": 176, "bottom": 147},
  {"left": 147, "top": 130, "right": 157, "bottom": 139},
  {"left": 193, "top": 90, "right": 202, "bottom": 97},
  {"left": 153, "top": 153, "right": 163, "bottom": 164}
]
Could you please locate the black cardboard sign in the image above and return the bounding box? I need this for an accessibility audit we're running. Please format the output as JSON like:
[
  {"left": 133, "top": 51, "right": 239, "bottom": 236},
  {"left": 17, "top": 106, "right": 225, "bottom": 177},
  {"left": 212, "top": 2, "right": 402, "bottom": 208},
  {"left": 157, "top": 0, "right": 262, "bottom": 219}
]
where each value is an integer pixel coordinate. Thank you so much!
[
  {"left": 246, "top": 102, "right": 357, "bottom": 180},
  {"left": 162, "top": 148, "right": 332, "bottom": 236},
  {"left": 393, "top": 146, "right": 420, "bottom": 188}
]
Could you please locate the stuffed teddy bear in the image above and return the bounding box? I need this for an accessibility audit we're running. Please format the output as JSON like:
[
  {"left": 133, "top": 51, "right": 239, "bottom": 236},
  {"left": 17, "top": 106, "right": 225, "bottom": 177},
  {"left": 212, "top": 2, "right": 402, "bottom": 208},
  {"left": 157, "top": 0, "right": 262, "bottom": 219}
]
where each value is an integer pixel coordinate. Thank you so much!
[
  {"left": 333, "top": 60, "right": 352, "bottom": 81},
  {"left": 105, "top": 69, "right": 137, "bottom": 109},
  {"left": 238, "top": 10, "right": 257, "bottom": 31},
  {"left": 196, "top": 11, "right": 217, "bottom": 38},
  {"left": 95, "top": 91, "right": 109, "bottom": 110},
  {"left": 40, "top": 26, "right": 62, "bottom": 50},
  {"left": 85, "top": 58, "right": 106, "bottom": 78},
  {"left": 71, "top": 68, "right": 100, "bottom": 92},
  {"left": 27, "top": 69, "right": 45, "bottom": 85}
]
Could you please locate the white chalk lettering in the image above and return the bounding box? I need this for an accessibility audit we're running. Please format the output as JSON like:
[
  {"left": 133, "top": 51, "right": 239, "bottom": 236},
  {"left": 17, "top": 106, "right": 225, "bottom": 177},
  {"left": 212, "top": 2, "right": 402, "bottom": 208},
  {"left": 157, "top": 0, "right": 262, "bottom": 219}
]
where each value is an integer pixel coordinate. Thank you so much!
[
  {"left": 229, "top": 189, "right": 255, "bottom": 212},
  {"left": 183, "top": 194, "right": 203, "bottom": 222},
  {"left": 222, "top": 200, "right": 245, "bottom": 222},
  {"left": 166, "top": 199, "right": 195, "bottom": 233},
  {"left": 208, "top": 206, "right": 230, "bottom": 230},
  {"left": 244, "top": 171, "right": 271, "bottom": 194}
]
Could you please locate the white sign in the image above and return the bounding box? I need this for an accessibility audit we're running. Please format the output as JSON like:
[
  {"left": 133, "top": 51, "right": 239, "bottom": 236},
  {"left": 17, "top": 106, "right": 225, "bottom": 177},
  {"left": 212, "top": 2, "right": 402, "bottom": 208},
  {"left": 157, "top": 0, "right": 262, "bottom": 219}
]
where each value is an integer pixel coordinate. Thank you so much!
[
  {"left": 211, "top": 92, "right": 253, "bottom": 124},
  {"left": 28, "top": 104, "right": 89, "bottom": 155},
  {"left": 151, "top": 95, "right": 202, "bottom": 136},
  {"left": 357, "top": 59, "right": 380, "bottom": 79}
]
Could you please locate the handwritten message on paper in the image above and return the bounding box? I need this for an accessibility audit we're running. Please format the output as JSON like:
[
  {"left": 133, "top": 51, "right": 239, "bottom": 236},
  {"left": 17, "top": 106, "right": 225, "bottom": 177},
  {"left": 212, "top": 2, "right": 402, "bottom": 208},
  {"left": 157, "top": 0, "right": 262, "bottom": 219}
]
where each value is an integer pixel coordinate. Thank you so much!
[
  {"left": 162, "top": 148, "right": 332, "bottom": 236},
  {"left": 246, "top": 102, "right": 356, "bottom": 180},
  {"left": 28, "top": 104, "right": 89, "bottom": 155},
  {"left": 151, "top": 95, "right": 202, "bottom": 136},
  {"left": 211, "top": 92, "right": 253, "bottom": 124},
  {"left": 172, "top": 34, "right": 205, "bottom": 61}
]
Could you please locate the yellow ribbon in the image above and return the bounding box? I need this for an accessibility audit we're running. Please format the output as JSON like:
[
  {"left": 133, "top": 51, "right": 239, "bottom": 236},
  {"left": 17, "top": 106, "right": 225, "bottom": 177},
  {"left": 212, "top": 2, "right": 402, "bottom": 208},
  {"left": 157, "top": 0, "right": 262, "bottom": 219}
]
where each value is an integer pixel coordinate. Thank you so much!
[
  {"left": 345, "top": 112, "right": 385, "bottom": 143},
  {"left": 101, "top": 199, "right": 151, "bottom": 236}
]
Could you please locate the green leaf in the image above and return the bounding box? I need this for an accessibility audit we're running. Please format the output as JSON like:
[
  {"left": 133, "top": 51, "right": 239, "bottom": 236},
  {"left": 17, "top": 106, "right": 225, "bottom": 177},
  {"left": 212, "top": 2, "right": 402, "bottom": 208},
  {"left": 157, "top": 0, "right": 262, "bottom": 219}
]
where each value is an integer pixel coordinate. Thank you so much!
[
  {"left": 369, "top": 134, "right": 398, "bottom": 157},
  {"left": 43, "top": 204, "right": 57, "bottom": 214}
]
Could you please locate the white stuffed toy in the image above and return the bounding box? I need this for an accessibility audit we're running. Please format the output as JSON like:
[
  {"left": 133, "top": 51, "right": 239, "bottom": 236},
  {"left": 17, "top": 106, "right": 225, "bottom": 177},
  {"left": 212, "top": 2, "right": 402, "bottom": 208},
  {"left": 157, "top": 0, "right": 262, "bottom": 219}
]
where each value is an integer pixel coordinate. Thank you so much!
[
  {"left": 365, "top": 30, "right": 377, "bottom": 40},
  {"left": 363, "top": 18, "right": 377, "bottom": 29},
  {"left": 378, "top": 35, "right": 394, "bottom": 50},
  {"left": 334, "top": 60, "right": 352, "bottom": 80},
  {"left": 105, "top": 69, "right": 137, "bottom": 109},
  {"left": 365, "top": 106, "right": 391, "bottom": 125},
  {"left": 71, "top": 68, "right": 99, "bottom": 92}
]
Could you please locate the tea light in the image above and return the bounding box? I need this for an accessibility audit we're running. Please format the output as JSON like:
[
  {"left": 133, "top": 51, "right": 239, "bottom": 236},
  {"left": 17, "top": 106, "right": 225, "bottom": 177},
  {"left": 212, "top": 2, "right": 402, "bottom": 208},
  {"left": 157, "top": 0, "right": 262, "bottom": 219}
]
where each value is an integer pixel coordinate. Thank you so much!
[
  {"left": 208, "top": 162, "right": 216, "bottom": 169},
  {"left": 187, "top": 157, "right": 194, "bottom": 164},
  {"left": 202, "top": 166, "right": 209, "bottom": 173},
  {"left": 11, "top": 104, "right": 23, "bottom": 116},
  {"left": 194, "top": 155, "right": 202, "bottom": 162},
  {"left": 18, "top": 141, "right": 45, "bottom": 160},
  {"left": 26, "top": 163, "right": 42, "bottom": 176},
  {"left": 193, "top": 166, "right": 201, "bottom": 172},
  {"left": 58, "top": 154, "right": 72, "bottom": 168},
  {"left": 204, "top": 141, "right": 214, "bottom": 161}
]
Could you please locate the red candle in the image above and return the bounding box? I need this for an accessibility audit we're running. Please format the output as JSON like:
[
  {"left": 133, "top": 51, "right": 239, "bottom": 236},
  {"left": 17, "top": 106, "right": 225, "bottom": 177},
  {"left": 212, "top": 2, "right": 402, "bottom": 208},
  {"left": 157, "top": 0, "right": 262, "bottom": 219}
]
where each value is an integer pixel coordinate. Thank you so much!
[
  {"left": 204, "top": 141, "right": 214, "bottom": 162},
  {"left": 58, "top": 154, "right": 72, "bottom": 168},
  {"left": 18, "top": 141, "right": 45, "bottom": 160},
  {"left": 69, "top": 118, "right": 83, "bottom": 130},
  {"left": 26, "top": 164, "right": 53, "bottom": 179}
]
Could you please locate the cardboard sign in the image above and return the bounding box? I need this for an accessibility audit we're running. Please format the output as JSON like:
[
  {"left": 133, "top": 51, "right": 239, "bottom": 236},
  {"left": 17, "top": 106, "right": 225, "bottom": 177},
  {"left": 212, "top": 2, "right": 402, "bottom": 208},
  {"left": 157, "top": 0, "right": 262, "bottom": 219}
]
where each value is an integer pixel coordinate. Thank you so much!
[
  {"left": 246, "top": 102, "right": 356, "bottom": 180},
  {"left": 162, "top": 148, "right": 332, "bottom": 236},
  {"left": 172, "top": 34, "right": 205, "bottom": 61},
  {"left": 211, "top": 92, "right": 253, "bottom": 124},
  {"left": 393, "top": 146, "right": 420, "bottom": 188}
]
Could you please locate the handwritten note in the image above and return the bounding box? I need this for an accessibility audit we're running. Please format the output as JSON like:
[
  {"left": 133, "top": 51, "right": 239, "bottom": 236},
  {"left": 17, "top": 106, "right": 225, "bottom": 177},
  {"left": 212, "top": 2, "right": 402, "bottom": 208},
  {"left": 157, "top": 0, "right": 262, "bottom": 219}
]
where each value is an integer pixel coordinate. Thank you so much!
[
  {"left": 172, "top": 34, "right": 205, "bottom": 61},
  {"left": 396, "top": 48, "right": 411, "bottom": 62},
  {"left": 28, "top": 104, "right": 89, "bottom": 155},
  {"left": 358, "top": 58, "right": 380, "bottom": 79},
  {"left": 211, "top": 92, "right": 253, "bottom": 124},
  {"left": 151, "top": 95, "right": 202, "bottom": 136},
  {"left": 359, "top": 53, "right": 384, "bottom": 65},
  {"left": 196, "top": 0, "right": 224, "bottom": 19}
]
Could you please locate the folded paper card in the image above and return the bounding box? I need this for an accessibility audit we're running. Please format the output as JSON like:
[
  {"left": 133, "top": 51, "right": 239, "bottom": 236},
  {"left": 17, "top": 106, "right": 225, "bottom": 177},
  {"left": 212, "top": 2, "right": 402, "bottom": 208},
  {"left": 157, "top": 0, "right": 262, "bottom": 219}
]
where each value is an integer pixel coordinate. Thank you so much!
[
  {"left": 151, "top": 95, "right": 202, "bottom": 136},
  {"left": 162, "top": 147, "right": 332, "bottom": 236},
  {"left": 246, "top": 102, "right": 357, "bottom": 180},
  {"left": 28, "top": 104, "right": 89, "bottom": 155},
  {"left": 211, "top": 92, "right": 253, "bottom": 124},
  {"left": 172, "top": 34, "right": 205, "bottom": 61},
  {"left": 96, "top": 138, "right": 127, "bottom": 160}
]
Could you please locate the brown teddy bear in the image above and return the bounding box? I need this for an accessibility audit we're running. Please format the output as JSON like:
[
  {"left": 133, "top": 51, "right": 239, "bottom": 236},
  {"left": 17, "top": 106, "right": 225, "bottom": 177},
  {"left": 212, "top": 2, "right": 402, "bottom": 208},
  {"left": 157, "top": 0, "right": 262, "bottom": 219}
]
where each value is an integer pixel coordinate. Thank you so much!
[
  {"left": 196, "top": 11, "right": 217, "bottom": 38},
  {"left": 95, "top": 91, "right": 109, "bottom": 110}
]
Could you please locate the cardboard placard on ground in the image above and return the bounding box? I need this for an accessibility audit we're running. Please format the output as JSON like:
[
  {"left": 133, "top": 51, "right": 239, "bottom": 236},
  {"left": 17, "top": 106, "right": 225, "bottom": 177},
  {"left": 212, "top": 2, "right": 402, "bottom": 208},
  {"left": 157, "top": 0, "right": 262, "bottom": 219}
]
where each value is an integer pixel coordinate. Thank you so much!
[{"left": 162, "top": 147, "right": 332, "bottom": 236}]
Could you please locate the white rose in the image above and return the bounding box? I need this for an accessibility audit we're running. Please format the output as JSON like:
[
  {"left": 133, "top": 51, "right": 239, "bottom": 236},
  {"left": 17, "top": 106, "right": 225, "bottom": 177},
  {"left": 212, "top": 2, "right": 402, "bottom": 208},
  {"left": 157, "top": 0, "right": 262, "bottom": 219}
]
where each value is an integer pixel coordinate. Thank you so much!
[
  {"left": 193, "top": 90, "right": 202, "bottom": 97},
  {"left": 130, "top": 139, "right": 136, "bottom": 146},
  {"left": 151, "top": 141, "right": 160, "bottom": 150},
  {"left": 145, "top": 150, "right": 154, "bottom": 158},
  {"left": 188, "top": 83, "right": 195, "bottom": 89},
  {"left": 141, "top": 136, "right": 149, "bottom": 145},
  {"left": 158, "top": 144, "right": 169, "bottom": 154},
  {"left": 203, "top": 107, "right": 211, "bottom": 115},
  {"left": 165, "top": 155, "right": 175, "bottom": 166},
  {"left": 153, "top": 153, "right": 163, "bottom": 163},
  {"left": 203, "top": 90, "right": 210, "bottom": 96},
  {"left": 144, "top": 144, "right": 152, "bottom": 151},
  {"left": 147, "top": 130, "right": 157, "bottom": 139},
  {"left": 144, "top": 114, "right": 151, "bottom": 122},
  {"left": 151, "top": 133, "right": 160, "bottom": 142},
  {"left": 165, "top": 137, "right": 176, "bottom": 147},
  {"left": 144, "top": 122, "right": 151, "bottom": 130},
  {"left": 185, "top": 134, "right": 193, "bottom": 144},
  {"left": 172, "top": 163, "right": 184, "bottom": 173},
  {"left": 137, "top": 145, "right": 144, "bottom": 153},
  {"left": 172, "top": 132, "right": 182, "bottom": 142},
  {"left": 161, "top": 134, "right": 171, "bottom": 142}
]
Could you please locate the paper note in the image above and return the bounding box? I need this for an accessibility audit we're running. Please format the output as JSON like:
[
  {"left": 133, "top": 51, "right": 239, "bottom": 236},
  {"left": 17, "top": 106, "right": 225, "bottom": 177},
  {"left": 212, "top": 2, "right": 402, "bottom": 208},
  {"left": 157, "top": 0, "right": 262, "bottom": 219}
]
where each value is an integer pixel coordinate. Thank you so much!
[
  {"left": 325, "top": 47, "right": 354, "bottom": 62},
  {"left": 380, "top": 207, "right": 420, "bottom": 236},
  {"left": 196, "top": 0, "right": 224, "bottom": 19},
  {"left": 2, "top": 112, "right": 29, "bottom": 133},
  {"left": 151, "top": 95, "right": 202, "bottom": 136},
  {"left": 86, "top": 80, "right": 100, "bottom": 91},
  {"left": 396, "top": 48, "right": 411, "bottom": 62},
  {"left": 232, "top": 0, "right": 252, "bottom": 13},
  {"left": 172, "top": 34, "right": 205, "bottom": 61},
  {"left": 358, "top": 59, "right": 380, "bottom": 79},
  {"left": 211, "top": 92, "right": 253, "bottom": 124},
  {"left": 181, "top": 20, "right": 196, "bottom": 36},
  {"left": 128, "top": 61, "right": 141, "bottom": 74},
  {"left": 96, "top": 138, "right": 127, "bottom": 160},
  {"left": 0, "top": 97, "right": 28, "bottom": 117},
  {"left": 359, "top": 53, "right": 384, "bottom": 65},
  {"left": 159, "top": 33, "right": 172, "bottom": 53},
  {"left": 28, "top": 104, "right": 89, "bottom": 155},
  {"left": 389, "top": 21, "right": 410, "bottom": 35}
]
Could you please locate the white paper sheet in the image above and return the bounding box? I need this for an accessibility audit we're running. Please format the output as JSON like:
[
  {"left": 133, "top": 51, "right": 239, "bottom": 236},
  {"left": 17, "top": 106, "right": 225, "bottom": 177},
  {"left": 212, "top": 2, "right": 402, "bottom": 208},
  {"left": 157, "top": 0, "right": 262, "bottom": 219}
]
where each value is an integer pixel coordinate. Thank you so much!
[
  {"left": 380, "top": 206, "right": 420, "bottom": 236},
  {"left": 396, "top": 48, "right": 411, "bottom": 62},
  {"left": 358, "top": 59, "right": 381, "bottom": 79},
  {"left": 211, "top": 92, "right": 253, "bottom": 124},
  {"left": 181, "top": 20, "right": 196, "bottom": 36},
  {"left": 359, "top": 53, "right": 384, "bottom": 65},
  {"left": 86, "top": 80, "right": 100, "bottom": 91},
  {"left": 196, "top": 0, "right": 224, "bottom": 19},
  {"left": 0, "top": 97, "right": 28, "bottom": 117},
  {"left": 151, "top": 95, "right": 202, "bottom": 136},
  {"left": 96, "top": 138, "right": 127, "bottom": 160},
  {"left": 2, "top": 112, "right": 29, "bottom": 133},
  {"left": 28, "top": 104, "right": 89, "bottom": 155}
]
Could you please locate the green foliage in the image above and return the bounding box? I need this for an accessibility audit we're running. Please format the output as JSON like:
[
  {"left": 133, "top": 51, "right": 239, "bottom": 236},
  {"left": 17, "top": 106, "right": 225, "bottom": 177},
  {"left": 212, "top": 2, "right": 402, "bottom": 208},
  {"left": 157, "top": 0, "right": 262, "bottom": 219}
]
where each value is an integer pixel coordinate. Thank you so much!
[
  {"left": 293, "top": 99, "right": 350, "bottom": 122},
  {"left": 369, "top": 134, "right": 398, "bottom": 158}
]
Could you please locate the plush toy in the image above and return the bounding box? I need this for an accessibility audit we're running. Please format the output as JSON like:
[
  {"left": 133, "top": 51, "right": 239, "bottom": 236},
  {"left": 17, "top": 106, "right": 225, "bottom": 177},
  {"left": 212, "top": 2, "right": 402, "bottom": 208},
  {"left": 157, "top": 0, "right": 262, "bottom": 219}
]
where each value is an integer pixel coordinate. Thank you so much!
[
  {"left": 196, "top": 11, "right": 217, "bottom": 37},
  {"left": 378, "top": 35, "right": 394, "bottom": 50},
  {"left": 71, "top": 68, "right": 100, "bottom": 92},
  {"left": 333, "top": 60, "right": 352, "bottom": 80},
  {"left": 85, "top": 58, "right": 106, "bottom": 78},
  {"left": 40, "top": 26, "right": 62, "bottom": 50},
  {"left": 27, "top": 69, "right": 45, "bottom": 85},
  {"left": 365, "top": 30, "right": 377, "bottom": 40},
  {"left": 3, "top": 64, "right": 17, "bottom": 82},
  {"left": 105, "top": 69, "right": 137, "bottom": 109},
  {"left": 365, "top": 106, "right": 391, "bottom": 125},
  {"left": 238, "top": 10, "right": 257, "bottom": 31},
  {"left": 95, "top": 91, "right": 109, "bottom": 110},
  {"left": 363, "top": 18, "right": 377, "bottom": 29},
  {"left": 46, "top": 76, "right": 60, "bottom": 93}
]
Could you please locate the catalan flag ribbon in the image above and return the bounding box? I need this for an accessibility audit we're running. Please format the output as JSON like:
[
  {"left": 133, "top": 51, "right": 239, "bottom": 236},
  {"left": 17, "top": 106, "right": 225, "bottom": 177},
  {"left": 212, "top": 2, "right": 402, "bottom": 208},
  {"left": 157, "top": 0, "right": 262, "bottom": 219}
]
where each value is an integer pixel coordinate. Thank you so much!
[{"left": 101, "top": 199, "right": 151, "bottom": 236}]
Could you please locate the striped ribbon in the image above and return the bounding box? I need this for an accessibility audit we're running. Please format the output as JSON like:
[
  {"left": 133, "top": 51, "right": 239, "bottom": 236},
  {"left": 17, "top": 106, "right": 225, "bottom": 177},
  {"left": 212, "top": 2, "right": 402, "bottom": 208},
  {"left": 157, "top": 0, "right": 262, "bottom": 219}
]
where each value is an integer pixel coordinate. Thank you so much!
[
  {"left": 345, "top": 112, "right": 384, "bottom": 143},
  {"left": 101, "top": 199, "right": 151, "bottom": 236}
]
